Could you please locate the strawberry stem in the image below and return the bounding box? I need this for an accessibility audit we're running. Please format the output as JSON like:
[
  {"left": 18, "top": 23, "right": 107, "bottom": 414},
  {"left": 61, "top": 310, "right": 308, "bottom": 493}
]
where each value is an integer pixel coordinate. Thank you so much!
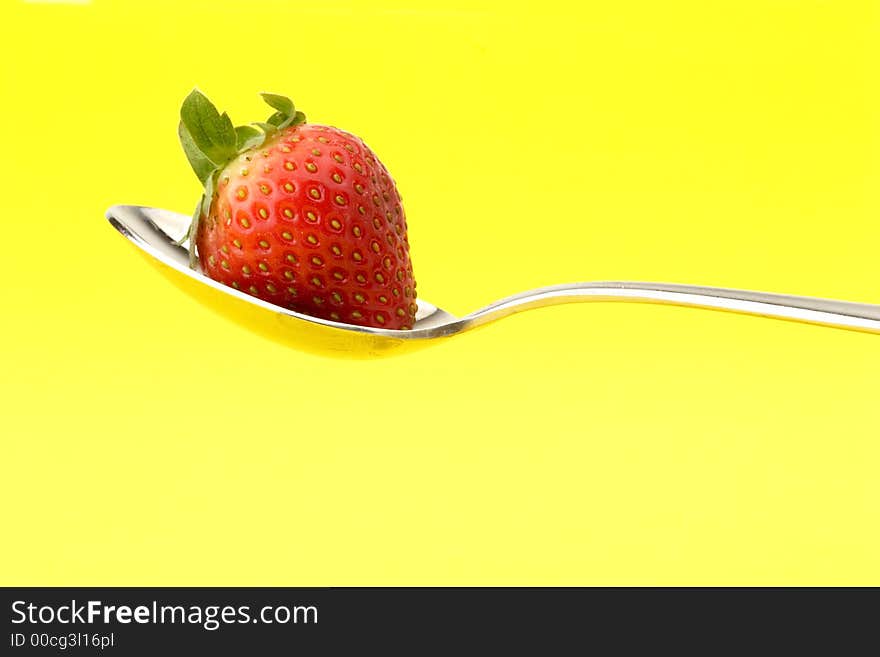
[{"left": 177, "top": 89, "right": 306, "bottom": 266}]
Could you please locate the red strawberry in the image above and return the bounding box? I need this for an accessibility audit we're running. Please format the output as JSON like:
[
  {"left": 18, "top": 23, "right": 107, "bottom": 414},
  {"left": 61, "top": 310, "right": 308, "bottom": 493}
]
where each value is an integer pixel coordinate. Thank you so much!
[{"left": 178, "top": 89, "right": 416, "bottom": 329}]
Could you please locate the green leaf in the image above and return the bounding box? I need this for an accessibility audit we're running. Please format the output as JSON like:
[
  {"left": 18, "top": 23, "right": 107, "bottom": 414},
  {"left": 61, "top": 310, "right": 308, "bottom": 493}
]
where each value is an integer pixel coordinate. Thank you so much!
[
  {"left": 178, "top": 120, "right": 215, "bottom": 184},
  {"left": 235, "top": 125, "right": 264, "bottom": 151},
  {"left": 266, "top": 111, "right": 287, "bottom": 128},
  {"left": 252, "top": 121, "right": 278, "bottom": 135},
  {"left": 201, "top": 173, "right": 216, "bottom": 219},
  {"left": 180, "top": 88, "right": 237, "bottom": 166},
  {"left": 186, "top": 199, "right": 201, "bottom": 267},
  {"left": 267, "top": 109, "right": 306, "bottom": 133},
  {"left": 185, "top": 174, "right": 215, "bottom": 268},
  {"left": 218, "top": 112, "right": 235, "bottom": 145},
  {"left": 260, "top": 92, "right": 295, "bottom": 117}
]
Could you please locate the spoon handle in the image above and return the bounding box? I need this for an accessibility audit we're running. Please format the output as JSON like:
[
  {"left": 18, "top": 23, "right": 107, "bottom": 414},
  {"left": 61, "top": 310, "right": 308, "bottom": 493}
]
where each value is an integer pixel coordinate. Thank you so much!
[{"left": 461, "top": 281, "right": 880, "bottom": 334}]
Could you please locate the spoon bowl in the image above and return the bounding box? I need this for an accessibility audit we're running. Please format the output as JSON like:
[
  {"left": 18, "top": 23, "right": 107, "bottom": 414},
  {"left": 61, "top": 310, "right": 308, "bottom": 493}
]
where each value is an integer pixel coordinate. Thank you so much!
[{"left": 107, "top": 205, "right": 880, "bottom": 358}]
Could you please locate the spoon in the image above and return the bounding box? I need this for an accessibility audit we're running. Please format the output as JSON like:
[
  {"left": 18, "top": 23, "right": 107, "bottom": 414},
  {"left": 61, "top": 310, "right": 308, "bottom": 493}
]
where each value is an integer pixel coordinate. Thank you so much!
[{"left": 107, "top": 204, "right": 880, "bottom": 357}]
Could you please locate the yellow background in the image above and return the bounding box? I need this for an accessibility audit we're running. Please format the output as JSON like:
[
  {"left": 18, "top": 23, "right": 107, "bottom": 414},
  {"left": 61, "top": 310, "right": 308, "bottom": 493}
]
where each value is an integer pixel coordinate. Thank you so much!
[{"left": 1, "top": 0, "right": 879, "bottom": 585}]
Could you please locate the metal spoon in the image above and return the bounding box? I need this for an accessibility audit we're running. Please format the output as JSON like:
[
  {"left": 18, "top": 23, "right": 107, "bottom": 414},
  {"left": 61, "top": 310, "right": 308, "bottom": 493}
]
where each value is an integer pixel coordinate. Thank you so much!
[{"left": 106, "top": 204, "right": 880, "bottom": 357}]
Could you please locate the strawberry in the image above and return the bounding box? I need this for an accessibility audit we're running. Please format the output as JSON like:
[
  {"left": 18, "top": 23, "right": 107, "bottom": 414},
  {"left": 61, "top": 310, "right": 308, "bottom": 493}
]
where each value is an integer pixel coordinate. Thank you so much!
[{"left": 178, "top": 89, "right": 416, "bottom": 329}]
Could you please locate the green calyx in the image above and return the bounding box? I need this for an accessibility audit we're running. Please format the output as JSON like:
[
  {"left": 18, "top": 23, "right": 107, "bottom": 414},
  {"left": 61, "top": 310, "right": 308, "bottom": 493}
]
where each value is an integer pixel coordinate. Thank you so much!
[{"left": 177, "top": 88, "right": 306, "bottom": 266}]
